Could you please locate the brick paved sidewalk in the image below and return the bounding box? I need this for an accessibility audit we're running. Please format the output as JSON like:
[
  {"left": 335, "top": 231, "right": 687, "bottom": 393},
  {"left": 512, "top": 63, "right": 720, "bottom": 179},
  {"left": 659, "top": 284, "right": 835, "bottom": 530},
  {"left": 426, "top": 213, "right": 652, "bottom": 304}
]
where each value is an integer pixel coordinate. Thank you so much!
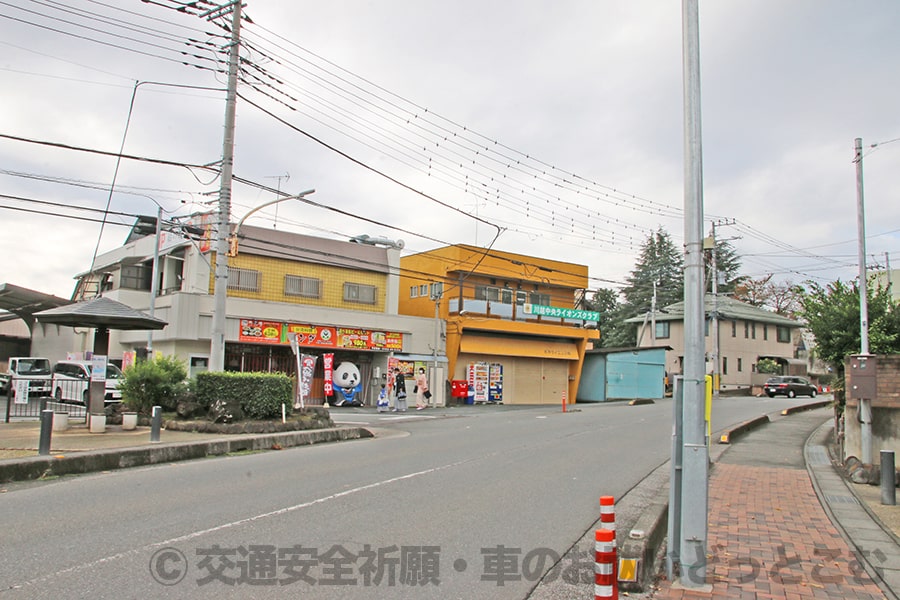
[{"left": 652, "top": 462, "right": 886, "bottom": 599}]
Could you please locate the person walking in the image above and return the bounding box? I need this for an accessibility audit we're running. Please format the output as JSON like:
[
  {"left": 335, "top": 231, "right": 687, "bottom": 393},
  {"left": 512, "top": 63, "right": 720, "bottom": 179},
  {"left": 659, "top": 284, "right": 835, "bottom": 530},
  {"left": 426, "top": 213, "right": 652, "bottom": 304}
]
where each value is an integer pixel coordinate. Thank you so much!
[
  {"left": 414, "top": 367, "right": 429, "bottom": 410},
  {"left": 392, "top": 368, "right": 408, "bottom": 412}
]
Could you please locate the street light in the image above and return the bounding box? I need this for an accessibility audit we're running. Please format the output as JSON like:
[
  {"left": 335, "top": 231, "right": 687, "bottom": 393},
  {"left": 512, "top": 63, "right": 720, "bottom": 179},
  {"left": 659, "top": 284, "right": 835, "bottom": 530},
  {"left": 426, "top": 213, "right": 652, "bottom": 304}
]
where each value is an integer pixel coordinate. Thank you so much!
[
  {"left": 229, "top": 189, "right": 316, "bottom": 256},
  {"left": 208, "top": 189, "right": 315, "bottom": 371}
]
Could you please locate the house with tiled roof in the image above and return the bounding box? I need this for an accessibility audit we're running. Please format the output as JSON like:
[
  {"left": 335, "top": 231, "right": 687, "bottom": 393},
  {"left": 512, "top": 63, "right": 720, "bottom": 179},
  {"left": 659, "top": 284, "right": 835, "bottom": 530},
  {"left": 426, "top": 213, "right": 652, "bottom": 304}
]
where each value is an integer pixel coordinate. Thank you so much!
[{"left": 627, "top": 294, "right": 806, "bottom": 393}]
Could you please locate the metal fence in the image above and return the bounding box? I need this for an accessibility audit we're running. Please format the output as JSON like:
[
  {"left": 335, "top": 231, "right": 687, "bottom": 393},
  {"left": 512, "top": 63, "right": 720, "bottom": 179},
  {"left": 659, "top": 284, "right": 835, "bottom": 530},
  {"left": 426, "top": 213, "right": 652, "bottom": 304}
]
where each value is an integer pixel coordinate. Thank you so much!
[{"left": 4, "top": 378, "right": 90, "bottom": 422}]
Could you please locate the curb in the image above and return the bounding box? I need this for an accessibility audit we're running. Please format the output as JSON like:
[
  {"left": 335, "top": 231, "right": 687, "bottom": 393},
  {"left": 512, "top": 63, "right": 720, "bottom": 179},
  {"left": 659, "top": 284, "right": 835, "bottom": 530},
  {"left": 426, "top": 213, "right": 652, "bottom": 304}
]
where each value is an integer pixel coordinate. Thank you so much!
[
  {"left": 781, "top": 399, "right": 831, "bottom": 415},
  {"left": 0, "top": 427, "right": 373, "bottom": 483},
  {"left": 718, "top": 414, "right": 770, "bottom": 444}
]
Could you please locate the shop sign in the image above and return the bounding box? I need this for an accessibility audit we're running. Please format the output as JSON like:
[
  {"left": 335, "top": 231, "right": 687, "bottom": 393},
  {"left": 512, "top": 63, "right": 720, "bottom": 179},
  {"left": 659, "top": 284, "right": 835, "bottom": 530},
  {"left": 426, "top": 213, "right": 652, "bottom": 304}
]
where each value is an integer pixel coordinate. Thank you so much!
[
  {"left": 524, "top": 304, "right": 599, "bottom": 321},
  {"left": 240, "top": 319, "right": 403, "bottom": 351},
  {"left": 285, "top": 323, "right": 337, "bottom": 347},
  {"left": 239, "top": 319, "right": 283, "bottom": 344}
]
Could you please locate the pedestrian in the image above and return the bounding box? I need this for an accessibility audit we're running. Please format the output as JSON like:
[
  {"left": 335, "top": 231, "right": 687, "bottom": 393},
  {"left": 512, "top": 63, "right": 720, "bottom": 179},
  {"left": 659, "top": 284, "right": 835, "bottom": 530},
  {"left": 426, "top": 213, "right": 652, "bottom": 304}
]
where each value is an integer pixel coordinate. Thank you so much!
[
  {"left": 376, "top": 383, "right": 389, "bottom": 412},
  {"left": 392, "top": 368, "right": 407, "bottom": 412},
  {"left": 415, "top": 367, "right": 429, "bottom": 410}
]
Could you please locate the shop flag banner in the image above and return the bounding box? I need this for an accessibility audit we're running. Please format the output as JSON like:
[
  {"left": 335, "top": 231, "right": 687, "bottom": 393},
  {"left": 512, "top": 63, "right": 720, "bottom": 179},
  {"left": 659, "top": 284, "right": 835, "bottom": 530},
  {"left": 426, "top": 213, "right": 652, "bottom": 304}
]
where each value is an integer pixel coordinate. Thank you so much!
[
  {"left": 323, "top": 353, "right": 335, "bottom": 398},
  {"left": 298, "top": 354, "right": 317, "bottom": 409}
]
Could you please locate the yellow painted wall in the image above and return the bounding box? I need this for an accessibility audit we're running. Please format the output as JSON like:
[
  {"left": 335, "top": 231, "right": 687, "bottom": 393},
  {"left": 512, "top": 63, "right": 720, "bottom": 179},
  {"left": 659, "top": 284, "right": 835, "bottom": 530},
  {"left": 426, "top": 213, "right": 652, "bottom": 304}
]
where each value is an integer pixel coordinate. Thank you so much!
[{"left": 209, "top": 253, "right": 387, "bottom": 312}]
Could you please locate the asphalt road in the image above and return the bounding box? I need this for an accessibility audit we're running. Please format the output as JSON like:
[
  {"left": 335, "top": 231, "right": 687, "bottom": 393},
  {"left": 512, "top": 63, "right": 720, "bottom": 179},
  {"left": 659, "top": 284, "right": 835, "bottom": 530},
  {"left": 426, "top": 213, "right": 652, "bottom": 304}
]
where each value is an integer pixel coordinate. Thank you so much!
[{"left": 0, "top": 395, "right": 815, "bottom": 599}]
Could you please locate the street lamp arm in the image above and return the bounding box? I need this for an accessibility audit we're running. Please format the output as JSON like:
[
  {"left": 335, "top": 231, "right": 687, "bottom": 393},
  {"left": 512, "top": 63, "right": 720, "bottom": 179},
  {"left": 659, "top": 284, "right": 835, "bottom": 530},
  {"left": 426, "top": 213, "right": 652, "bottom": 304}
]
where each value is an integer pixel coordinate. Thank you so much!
[{"left": 230, "top": 188, "right": 315, "bottom": 254}]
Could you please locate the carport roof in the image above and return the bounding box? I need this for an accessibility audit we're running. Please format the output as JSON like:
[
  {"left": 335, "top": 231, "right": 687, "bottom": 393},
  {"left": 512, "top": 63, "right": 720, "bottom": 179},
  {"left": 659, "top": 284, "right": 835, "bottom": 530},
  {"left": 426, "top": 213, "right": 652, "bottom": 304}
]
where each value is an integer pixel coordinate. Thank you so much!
[
  {"left": 33, "top": 296, "right": 167, "bottom": 330},
  {"left": 0, "top": 283, "right": 71, "bottom": 330}
]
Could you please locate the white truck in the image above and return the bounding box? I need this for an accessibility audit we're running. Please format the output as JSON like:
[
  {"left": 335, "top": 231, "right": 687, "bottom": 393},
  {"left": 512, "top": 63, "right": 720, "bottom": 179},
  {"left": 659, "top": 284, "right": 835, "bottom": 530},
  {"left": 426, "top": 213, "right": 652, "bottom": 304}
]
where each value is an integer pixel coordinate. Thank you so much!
[{"left": 4, "top": 357, "right": 53, "bottom": 401}]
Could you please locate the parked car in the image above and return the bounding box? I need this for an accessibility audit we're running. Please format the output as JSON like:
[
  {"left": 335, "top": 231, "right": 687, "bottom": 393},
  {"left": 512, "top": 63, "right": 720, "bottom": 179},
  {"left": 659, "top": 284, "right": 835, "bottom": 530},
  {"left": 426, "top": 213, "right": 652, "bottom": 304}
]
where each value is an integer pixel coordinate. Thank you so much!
[
  {"left": 764, "top": 376, "right": 817, "bottom": 398},
  {"left": 4, "top": 357, "right": 53, "bottom": 401},
  {"left": 51, "top": 360, "right": 124, "bottom": 404}
]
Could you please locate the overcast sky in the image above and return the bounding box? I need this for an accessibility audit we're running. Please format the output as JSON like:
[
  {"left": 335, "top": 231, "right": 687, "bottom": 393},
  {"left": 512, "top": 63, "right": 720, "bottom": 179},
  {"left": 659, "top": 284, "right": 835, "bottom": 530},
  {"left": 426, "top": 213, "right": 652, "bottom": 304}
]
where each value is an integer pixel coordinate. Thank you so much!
[{"left": 1, "top": 1, "right": 898, "bottom": 301}]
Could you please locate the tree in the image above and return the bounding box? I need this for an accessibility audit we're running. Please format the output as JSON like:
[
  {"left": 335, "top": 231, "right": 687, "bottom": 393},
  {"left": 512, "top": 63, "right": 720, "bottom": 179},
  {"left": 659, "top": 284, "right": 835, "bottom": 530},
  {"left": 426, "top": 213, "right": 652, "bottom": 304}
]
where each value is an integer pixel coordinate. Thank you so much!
[
  {"left": 706, "top": 239, "right": 745, "bottom": 296},
  {"left": 621, "top": 228, "right": 684, "bottom": 317},
  {"left": 734, "top": 275, "right": 804, "bottom": 317},
  {"left": 586, "top": 287, "right": 635, "bottom": 348},
  {"left": 799, "top": 279, "right": 900, "bottom": 375}
]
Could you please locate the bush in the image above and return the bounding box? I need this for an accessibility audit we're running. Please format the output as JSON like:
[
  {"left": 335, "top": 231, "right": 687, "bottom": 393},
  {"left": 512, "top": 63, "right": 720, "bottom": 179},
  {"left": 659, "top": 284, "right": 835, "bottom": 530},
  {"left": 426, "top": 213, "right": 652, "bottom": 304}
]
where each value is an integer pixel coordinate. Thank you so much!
[
  {"left": 195, "top": 371, "right": 293, "bottom": 420},
  {"left": 757, "top": 358, "right": 780, "bottom": 375},
  {"left": 120, "top": 355, "right": 189, "bottom": 414}
]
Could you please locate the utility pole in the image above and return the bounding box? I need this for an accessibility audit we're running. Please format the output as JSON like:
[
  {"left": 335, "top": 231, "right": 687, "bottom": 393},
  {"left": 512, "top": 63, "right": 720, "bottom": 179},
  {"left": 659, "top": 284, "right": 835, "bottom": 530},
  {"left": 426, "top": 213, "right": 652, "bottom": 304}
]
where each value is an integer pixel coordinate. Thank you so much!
[
  {"left": 854, "top": 137, "right": 872, "bottom": 464},
  {"left": 209, "top": 0, "right": 243, "bottom": 373},
  {"left": 650, "top": 280, "right": 658, "bottom": 345},
  {"left": 147, "top": 205, "right": 163, "bottom": 357},
  {"left": 708, "top": 222, "right": 719, "bottom": 399},
  {"left": 676, "top": 0, "right": 709, "bottom": 589}
]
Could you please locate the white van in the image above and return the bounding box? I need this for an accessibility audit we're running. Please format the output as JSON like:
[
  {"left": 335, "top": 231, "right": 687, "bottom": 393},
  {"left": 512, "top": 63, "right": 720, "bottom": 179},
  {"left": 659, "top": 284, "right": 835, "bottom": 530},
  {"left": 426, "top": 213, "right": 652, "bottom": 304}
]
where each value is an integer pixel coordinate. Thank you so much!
[
  {"left": 4, "top": 357, "right": 53, "bottom": 401},
  {"left": 51, "top": 360, "right": 124, "bottom": 404}
]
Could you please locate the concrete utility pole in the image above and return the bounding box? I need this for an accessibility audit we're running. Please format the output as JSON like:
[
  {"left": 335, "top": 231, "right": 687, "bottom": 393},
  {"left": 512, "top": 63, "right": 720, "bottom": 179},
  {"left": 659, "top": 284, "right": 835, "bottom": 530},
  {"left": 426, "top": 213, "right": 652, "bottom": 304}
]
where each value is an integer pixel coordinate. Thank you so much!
[
  {"left": 677, "top": 0, "right": 710, "bottom": 589},
  {"left": 708, "top": 224, "right": 718, "bottom": 398},
  {"left": 209, "top": 0, "right": 243, "bottom": 372},
  {"left": 854, "top": 137, "right": 872, "bottom": 464}
]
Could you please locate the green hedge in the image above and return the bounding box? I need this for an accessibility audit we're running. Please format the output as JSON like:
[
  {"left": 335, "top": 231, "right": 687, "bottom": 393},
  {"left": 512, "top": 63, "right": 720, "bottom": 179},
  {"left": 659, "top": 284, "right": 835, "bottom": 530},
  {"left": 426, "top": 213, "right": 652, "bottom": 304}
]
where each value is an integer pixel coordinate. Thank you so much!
[{"left": 196, "top": 371, "right": 293, "bottom": 420}]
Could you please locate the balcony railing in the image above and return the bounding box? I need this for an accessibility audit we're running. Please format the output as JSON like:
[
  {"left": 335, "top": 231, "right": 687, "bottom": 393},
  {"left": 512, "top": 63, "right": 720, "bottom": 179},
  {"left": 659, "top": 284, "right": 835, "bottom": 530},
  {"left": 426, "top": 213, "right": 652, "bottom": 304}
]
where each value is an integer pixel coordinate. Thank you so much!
[{"left": 447, "top": 297, "right": 596, "bottom": 328}]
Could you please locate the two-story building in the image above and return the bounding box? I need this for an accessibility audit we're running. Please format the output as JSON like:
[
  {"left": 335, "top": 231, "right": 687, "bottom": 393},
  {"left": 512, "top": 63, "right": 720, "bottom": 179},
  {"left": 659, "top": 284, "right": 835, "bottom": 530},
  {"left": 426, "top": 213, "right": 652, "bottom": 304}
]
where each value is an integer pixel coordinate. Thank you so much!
[
  {"left": 32, "top": 216, "right": 439, "bottom": 405},
  {"left": 398, "top": 245, "right": 600, "bottom": 405},
  {"left": 627, "top": 295, "right": 805, "bottom": 393}
]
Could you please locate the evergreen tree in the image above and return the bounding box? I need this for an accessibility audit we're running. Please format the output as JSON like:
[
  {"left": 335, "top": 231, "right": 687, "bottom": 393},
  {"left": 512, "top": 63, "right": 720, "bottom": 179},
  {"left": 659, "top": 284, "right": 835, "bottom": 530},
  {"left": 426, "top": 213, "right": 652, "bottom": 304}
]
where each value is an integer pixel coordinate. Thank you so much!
[
  {"left": 621, "top": 228, "right": 684, "bottom": 317},
  {"left": 587, "top": 287, "right": 635, "bottom": 348},
  {"left": 707, "top": 238, "right": 745, "bottom": 295}
]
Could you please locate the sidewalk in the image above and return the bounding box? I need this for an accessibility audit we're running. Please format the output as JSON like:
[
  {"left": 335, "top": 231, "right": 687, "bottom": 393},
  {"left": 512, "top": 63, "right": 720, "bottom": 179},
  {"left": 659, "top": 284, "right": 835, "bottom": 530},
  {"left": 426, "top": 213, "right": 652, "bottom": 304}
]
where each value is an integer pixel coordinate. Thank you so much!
[{"left": 651, "top": 407, "right": 899, "bottom": 599}]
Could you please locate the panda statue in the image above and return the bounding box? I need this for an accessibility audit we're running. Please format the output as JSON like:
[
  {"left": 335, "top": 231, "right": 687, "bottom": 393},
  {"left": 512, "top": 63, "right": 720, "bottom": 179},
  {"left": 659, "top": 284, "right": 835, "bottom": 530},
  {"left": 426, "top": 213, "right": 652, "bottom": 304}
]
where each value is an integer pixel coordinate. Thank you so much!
[{"left": 332, "top": 362, "right": 364, "bottom": 407}]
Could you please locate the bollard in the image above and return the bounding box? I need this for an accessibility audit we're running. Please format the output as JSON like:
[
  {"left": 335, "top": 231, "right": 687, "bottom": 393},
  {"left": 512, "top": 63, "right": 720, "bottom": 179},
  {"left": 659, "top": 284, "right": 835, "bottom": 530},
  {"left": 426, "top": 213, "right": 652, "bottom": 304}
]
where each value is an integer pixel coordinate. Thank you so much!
[
  {"left": 38, "top": 409, "right": 53, "bottom": 456},
  {"left": 150, "top": 405, "right": 162, "bottom": 443},
  {"left": 562, "top": 391, "right": 567, "bottom": 413},
  {"left": 595, "top": 528, "right": 618, "bottom": 600},
  {"left": 881, "top": 450, "right": 896, "bottom": 506},
  {"left": 600, "top": 496, "right": 616, "bottom": 541}
]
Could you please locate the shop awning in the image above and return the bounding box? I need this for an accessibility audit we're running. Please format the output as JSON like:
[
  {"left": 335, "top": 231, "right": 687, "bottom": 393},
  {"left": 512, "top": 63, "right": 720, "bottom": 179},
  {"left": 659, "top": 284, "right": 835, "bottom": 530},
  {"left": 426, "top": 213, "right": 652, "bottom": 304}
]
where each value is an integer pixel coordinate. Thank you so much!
[{"left": 460, "top": 335, "right": 579, "bottom": 360}]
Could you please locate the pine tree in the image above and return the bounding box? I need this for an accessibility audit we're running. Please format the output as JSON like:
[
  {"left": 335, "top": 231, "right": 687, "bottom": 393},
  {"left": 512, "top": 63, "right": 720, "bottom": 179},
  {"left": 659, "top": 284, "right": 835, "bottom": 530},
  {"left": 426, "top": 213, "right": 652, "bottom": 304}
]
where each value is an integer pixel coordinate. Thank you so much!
[{"left": 621, "top": 228, "right": 684, "bottom": 317}]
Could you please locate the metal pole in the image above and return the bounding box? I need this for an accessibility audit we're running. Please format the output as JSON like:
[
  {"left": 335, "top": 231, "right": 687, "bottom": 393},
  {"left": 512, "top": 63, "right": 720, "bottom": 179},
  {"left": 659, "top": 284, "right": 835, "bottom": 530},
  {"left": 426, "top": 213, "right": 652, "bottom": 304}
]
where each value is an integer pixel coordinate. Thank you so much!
[
  {"left": 881, "top": 450, "right": 896, "bottom": 506},
  {"left": 150, "top": 405, "right": 162, "bottom": 443},
  {"left": 666, "top": 376, "right": 684, "bottom": 579},
  {"left": 148, "top": 205, "right": 162, "bottom": 356},
  {"left": 679, "top": 0, "right": 709, "bottom": 588},
  {"left": 710, "top": 223, "right": 719, "bottom": 399},
  {"left": 432, "top": 293, "right": 440, "bottom": 408},
  {"left": 854, "top": 137, "right": 872, "bottom": 464},
  {"left": 210, "top": 0, "right": 243, "bottom": 372},
  {"left": 38, "top": 409, "right": 53, "bottom": 456}
]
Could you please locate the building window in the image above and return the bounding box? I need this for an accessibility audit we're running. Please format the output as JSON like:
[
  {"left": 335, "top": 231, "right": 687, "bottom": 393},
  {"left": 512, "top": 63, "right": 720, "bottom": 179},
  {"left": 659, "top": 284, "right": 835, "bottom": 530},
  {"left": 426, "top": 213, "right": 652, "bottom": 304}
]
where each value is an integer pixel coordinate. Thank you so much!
[
  {"left": 776, "top": 326, "right": 791, "bottom": 343},
  {"left": 344, "top": 282, "right": 377, "bottom": 304},
  {"left": 731, "top": 320, "right": 736, "bottom": 337},
  {"left": 655, "top": 321, "right": 670, "bottom": 339},
  {"left": 501, "top": 289, "right": 513, "bottom": 304},
  {"left": 430, "top": 282, "right": 443, "bottom": 299},
  {"left": 744, "top": 321, "right": 749, "bottom": 338},
  {"left": 120, "top": 263, "right": 152, "bottom": 291},
  {"left": 475, "top": 285, "right": 500, "bottom": 302},
  {"left": 737, "top": 357, "right": 743, "bottom": 372},
  {"left": 228, "top": 267, "right": 260, "bottom": 292},
  {"left": 529, "top": 292, "right": 550, "bottom": 306},
  {"left": 763, "top": 324, "right": 768, "bottom": 341},
  {"left": 410, "top": 286, "right": 418, "bottom": 298},
  {"left": 704, "top": 319, "right": 710, "bottom": 337},
  {"left": 284, "top": 275, "right": 321, "bottom": 298},
  {"left": 419, "top": 284, "right": 429, "bottom": 296},
  {"left": 722, "top": 356, "right": 728, "bottom": 375},
  {"left": 751, "top": 322, "right": 756, "bottom": 339},
  {"left": 515, "top": 290, "right": 527, "bottom": 305}
]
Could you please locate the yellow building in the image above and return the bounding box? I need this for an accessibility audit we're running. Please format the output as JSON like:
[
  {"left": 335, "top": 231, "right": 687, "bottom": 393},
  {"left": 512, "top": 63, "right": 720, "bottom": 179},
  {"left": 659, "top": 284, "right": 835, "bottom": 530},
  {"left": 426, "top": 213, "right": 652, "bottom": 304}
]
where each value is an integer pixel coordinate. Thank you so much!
[{"left": 399, "top": 245, "right": 599, "bottom": 405}]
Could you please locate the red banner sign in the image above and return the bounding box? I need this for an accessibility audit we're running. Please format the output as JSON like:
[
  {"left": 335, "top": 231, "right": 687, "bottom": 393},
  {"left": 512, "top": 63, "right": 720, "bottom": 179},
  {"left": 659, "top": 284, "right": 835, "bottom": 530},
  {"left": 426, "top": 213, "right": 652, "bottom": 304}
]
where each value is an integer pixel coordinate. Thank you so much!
[{"left": 323, "top": 353, "right": 334, "bottom": 397}]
